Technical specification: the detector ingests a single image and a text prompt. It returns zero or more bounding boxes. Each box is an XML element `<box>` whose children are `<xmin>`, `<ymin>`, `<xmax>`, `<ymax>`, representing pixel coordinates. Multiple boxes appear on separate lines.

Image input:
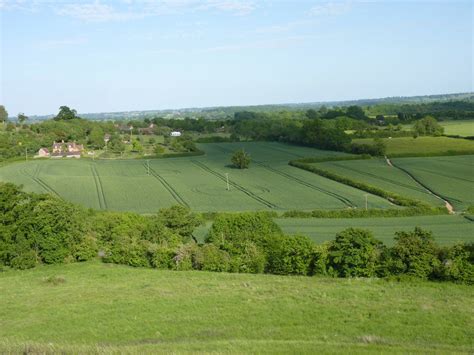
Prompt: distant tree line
<box><xmin>1</xmin><ymin>183</ymin><xmax>472</xmax><ymax>284</ymax></box>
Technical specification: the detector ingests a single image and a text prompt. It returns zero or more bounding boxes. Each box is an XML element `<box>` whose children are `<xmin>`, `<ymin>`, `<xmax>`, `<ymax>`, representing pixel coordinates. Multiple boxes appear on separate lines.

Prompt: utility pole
<box><xmin>225</xmin><ymin>173</ymin><xmax>230</xmax><ymax>191</ymax></box>
<box><xmin>364</xmin><ymin>194</ymin><xmax>368</xmax><ymax>210</ymax></box>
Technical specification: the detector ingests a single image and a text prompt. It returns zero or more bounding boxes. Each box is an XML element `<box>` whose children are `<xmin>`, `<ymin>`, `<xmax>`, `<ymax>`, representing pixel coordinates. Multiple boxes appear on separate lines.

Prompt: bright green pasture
<box><xmin>392</xmin><ymin>155</ymin><xmax>474</xmax><ymax>211</ymax></box>
<box><xmin>353</xmin><ymin>136</ymin><xmax>474</xmax><ymax>155</ymax></box>
<box><xmin>1</xmin><ymin>262</ymin><xmax>472</xmax><ymax>354</ymax></box>
<box><xmin>0</xmin><ymin>142</ymin><xmax>394</xmax><ymax>213</ymax></box>
<box><xmin>440</xmin><ymin>120</ymin><xmax>474</xmax><ymax>137</ymax></box>
<box><xmin>401</xmin><ymin>120</ymin><xmax>474</xmax><ymax>137</ymax></box>
<box><xmin>275</xmin><ymin>215</ymin><xmax>474</xmax><ymax>246</ymax></box>
<box><xmin>315</xmin><ymin>158</ymin><xmax>443</xmax><ymax>206</ymax></box>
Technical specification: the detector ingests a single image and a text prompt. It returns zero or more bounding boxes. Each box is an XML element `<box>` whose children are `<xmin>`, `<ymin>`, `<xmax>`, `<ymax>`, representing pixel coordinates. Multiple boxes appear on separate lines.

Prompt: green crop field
<box><xmin>0</xmin><ymin>142</ymin><xmax>394</xmax><ymax>213</ymax></box>
<box><xmin>275</xmin><ymin>215</ymin><xmax>474</xmax><ymax>246</ymax></box>
<box><xmin>1</xmin><ymin>262</ymin><xmax>472</xmax><ymax>354</ymax></box>
<box><xmin>392</xmin><ymin>155</ymin><xmax>474</xmax><ymax>211</ymax></box>
<box><xmin>193</xmin><ymin>215</ymin><xmax>474</xmax><ymax>245</ymax></box>
<box><xmin>314</xmin><ymin>158</ymin><xmax>443</xmax><ymax>207</ymax></box>
<box><xmin>352</xmin><ymin>136</ymin><xmax>474</xmax><ymax>156</ymax></box>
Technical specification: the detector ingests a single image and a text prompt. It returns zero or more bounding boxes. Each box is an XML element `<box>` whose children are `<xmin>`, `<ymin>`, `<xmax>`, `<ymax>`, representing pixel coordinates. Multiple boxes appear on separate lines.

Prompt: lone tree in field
<box><xmin>231</xmin><ymin>149</ymin><xmax>251</xmax><ymax>169</ymax></box>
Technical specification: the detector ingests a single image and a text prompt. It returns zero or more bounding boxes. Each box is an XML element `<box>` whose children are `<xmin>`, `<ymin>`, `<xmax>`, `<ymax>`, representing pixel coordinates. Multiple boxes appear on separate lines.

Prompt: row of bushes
<box><xmin>282</xmin><ymin>207</ymin><xmax>447</xmax><ymax>218</ymax></box>
<box><xmin>387</xmin><ymin>150</ymin><xmax>474</xmax><ymax>158</ymax></box>
<box><xmin>1</xmin><ymin>183</ymin><xmax>472</xmax><ymax>283</ymax></box>
<box><xmin>289</xmin><ymin>159</ymin><xmax>432</xmax><ymax>209</ymax></box>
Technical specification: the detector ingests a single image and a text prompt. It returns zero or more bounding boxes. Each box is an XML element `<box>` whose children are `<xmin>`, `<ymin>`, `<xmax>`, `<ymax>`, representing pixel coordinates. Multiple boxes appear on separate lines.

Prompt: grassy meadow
<box><xmin>352</xmin><ymin>136</ymin><xmax>474</xmax><ymax>156</ymax></box>
<box><xmin>0</xmin><ymin>142</ymin><xmax>394</xmax><ymax>212</ymax></box>
<box><xmin>1</xmin><ymin>261</ymin><xmax>472</xmax><ymax>354</ymax></box>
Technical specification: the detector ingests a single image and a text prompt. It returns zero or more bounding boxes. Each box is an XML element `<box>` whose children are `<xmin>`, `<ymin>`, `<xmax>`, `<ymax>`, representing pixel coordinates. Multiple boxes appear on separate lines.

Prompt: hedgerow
<box><xmin>1</xmin><ymin>183</ymin><xmax>472</xmax><ymax>284</ymax></box>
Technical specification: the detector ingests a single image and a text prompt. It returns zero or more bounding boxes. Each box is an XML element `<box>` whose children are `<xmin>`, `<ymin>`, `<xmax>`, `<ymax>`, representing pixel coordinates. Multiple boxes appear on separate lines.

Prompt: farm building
<box><xmin>51</xmin><ymin>140</ymin><xmax>83</xmax><ymax>158</ymax></box>
<box><xmin>36</xmin><ymin>148</ymin><xmax>50</xmax><ymax>158</ymax></box>
<box><xmin>170</xmin><ymin>131</ymin><xmax>182</xmax><ymax>137</ymax></box>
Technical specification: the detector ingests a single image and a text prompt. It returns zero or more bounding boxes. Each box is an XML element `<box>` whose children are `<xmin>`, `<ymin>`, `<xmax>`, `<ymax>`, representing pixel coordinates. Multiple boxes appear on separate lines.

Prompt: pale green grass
<box><xmin>275</xmin><ymin>215</ymin><xmax>474</xmax><ymax>246</ymax></box>
<box><xmin>440</xmin><ymin>120</ymin><xmax>474</xmax><ymax>137</ymax></box>
<box><xmin>353</xmin><ymin>136</ymin><xmax>474</xmax><ymax>155</ymax></box>
<box><xmin>400</xmin><ymin>120</ymin><xmax>474</xmax><ymax>137</ymax></box>
<box><xmin>0</xmin><ymin>262</ymin><xmax>472</xmax><ymax>354</ymax></box>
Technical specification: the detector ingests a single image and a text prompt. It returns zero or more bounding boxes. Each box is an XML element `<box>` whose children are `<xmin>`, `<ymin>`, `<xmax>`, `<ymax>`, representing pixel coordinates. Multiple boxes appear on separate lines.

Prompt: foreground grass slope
<box><xmin>0</xmin><ymin>262</ymin><xmax>472</xmax><ymax>354</ymax></box>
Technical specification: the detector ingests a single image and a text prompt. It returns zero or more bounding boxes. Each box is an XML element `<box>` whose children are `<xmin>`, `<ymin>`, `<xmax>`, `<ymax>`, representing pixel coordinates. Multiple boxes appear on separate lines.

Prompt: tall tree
<box><xmin>54</xmin><ymin>106</ymin><xmax>79</xmax><ymax>121</ymax></box>
<box><xmin>17</xmin><ymin>113</ymin><xmax>28</xmax><ymax>124</ymax></box>
<box><xmin>0</xmin><ymin>105</ymin><xmax>8</xmax><ymax>127</ymax></box>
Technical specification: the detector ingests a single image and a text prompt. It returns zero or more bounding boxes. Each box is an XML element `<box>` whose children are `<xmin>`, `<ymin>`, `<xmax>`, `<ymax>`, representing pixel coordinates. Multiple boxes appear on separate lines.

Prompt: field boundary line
<box><xmin>191</xmin><ymin>160</ymin><xmax>278</xmax><ymax>209</ymax></box>
<box><xmin>146</xmin><ymin>164</ymin><xmax>189</xmax><ymax>208</ymax></box>
<box><xmin>91</xmin><ymin>165</ymin><xmax>107</xmax><ymax>209</ymax></box>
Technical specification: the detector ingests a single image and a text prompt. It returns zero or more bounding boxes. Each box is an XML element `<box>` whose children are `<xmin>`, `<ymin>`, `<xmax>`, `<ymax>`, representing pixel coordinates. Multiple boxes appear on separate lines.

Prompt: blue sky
<box><xmin>0</xmin><ymin>0</ymin><xmax>472</xmax><ymax>116</ymax></box>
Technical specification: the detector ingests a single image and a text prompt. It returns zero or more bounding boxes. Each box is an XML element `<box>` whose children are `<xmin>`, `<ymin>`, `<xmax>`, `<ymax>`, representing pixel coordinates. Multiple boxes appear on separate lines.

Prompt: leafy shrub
<box><xmin>385</xmin><ymin>227</ymin><xmax>440</xmax><ymax>279</ymax></box>
<box><xmin>435</xmin><ymin>243</ymin><xmax>474</xmax><ymax>284</ymax></box>
<box><xmin>328</xmin><ymin>228</ymin><xmax>384</xmax><ymax>277</ymax></box>
<box><xmin>149</xmin><ymin>245</ymin><xmax>176</xmax><ymax>269</ymax></box>
<box><xmin>228</xmin><ymin>241</ymin><xmax>266</xmax><ymax>274</ymax></box>
<box><xmin>195</xmin><ymin>244</ymin><xmax>231</xmax><ymax>272</ymax></box>
<box><xmin>173</xmin><ymin>243</ymin><xmax>201</xmax><ymax>271</ymax></box>
<box><xmin>206</xmin><ymin>212</ymin><xmax>283</xmax><ymax>255</ymax></box>
<box><xmin>157</xmin><ymin>205</ymin><xmax>202</xmax><ymax>243</ymax></box>
<box><xmin>265</xmin><ymin>235</ymin><xmax>314</xmax><ymax>275</ymax></box>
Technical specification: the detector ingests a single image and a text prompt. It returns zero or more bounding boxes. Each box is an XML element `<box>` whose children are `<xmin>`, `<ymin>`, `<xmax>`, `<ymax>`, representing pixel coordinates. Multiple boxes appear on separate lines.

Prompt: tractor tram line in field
<box><xmin>25</xmin><ymin>164</ymin><xmax>61</xmax><ymax>198</ymax></box>
<box><xmin>254</xmin><ymin>161</ymin><xmax>355</xmax><ymax>208</ymax></box>
<box><xmin>388</xmin><ymin>159</ymin><xmax>458</xmax><ymax>212</ymax></box>
<box><xmin>191</xmin><ymin>160</ymin><xmax>278</xmax><ymax>209</ymax></box>
<box><xmin>212</xmin><ymin>142</ymin><xmax>356</xmax><ymax>207</ymax></box>
<box><xmin>144</xmin><ymin>164</ymin><xmax>189</xmax><ymax>208</ymax></box>
<box><xmin>326</xmin><ymin>161</ymin><xmax>432</xmax><ymax>195</ymax></box>
<box><xmin>90</xmin><ymin>165</ymin><xmax>108</xmax><ymax>209</ymax></box>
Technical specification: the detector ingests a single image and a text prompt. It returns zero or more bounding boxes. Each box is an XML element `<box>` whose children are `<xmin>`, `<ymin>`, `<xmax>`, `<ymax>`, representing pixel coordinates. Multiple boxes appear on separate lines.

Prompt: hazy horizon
<box><xmin>1</xmin><ymin>0</ymin><xmax>472</xmax><ymax>116</ymax></box>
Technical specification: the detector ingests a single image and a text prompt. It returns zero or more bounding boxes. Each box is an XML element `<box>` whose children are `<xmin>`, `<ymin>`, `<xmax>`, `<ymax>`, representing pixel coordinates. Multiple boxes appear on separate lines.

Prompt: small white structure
<box><xmin>37</xmin><ymin>148</ymin><xmax>50</xmax><ymax>158</ymax></box>
<box><xmin>170</xmin><ymin>131</ymin><xmax>182</xmax><ymax>137</ymax></box>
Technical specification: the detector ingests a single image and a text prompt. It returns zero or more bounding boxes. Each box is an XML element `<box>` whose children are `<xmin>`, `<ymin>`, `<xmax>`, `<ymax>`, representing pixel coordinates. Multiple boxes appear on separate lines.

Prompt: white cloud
<box><xmin>0</xmin><ymin>0</ymin><xmax>41</xmax><ymax>11</ymax></box>
<box><xmin>198</xmin><ymin>0</ymin><xmax>256</xmax><ymax>15</ymax></box>
<box><xmin>51</xmin><ymin>0</ymin><xmax>256</xmax><ymax>22</ymax></box>
<box><xmin>309</xmin><ymin>1</ymin><xmax>351</xmax><ymax>17</ymax></box>
<box><xmin>54</xmin><ymin>1</ymin><xmax>145</xmax><ymax>22</ymax></box>
<box><xmin>36</xmin><ymin>37</ymin><xmax>88</xmax><ymax>49</ymax></box>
